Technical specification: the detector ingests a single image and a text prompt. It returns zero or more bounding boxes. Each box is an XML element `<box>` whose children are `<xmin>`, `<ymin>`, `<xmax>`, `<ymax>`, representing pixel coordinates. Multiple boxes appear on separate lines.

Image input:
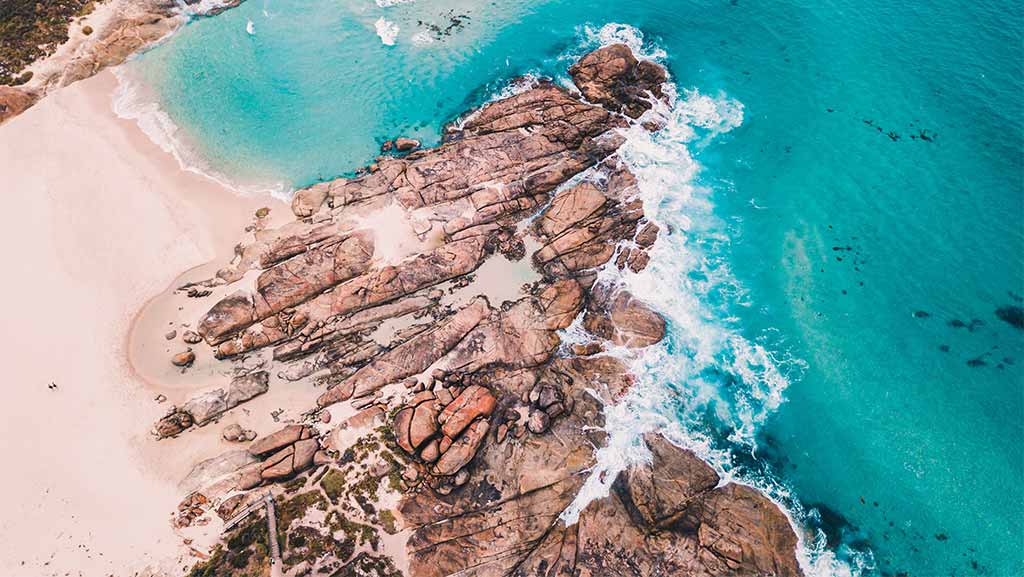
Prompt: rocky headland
<box><xmin>137</xmin><ymin>44</ymin><xmax>803</xmax><ymax>576</ymax></box>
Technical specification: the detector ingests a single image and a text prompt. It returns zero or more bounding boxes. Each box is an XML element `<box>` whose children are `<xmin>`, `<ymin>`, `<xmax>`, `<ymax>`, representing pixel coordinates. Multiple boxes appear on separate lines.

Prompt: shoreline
<box><xmin>0</xmin><ymin>0</ymin><xmax>250</xmax><ymax>126</ymax></box>
<box><xmin>0</xmin><ymin>68</ymin><xmax>283</xmax><ymax>576</ymax></box>
<box><xmin>1</xmin><ymin>18</ymin><xmax>818</xmax><ymax>576</ymax></box>
<box><xmin>160</xmin><ymin>42</ymin><xmax>806</xmax><ymax>577</ymax></box>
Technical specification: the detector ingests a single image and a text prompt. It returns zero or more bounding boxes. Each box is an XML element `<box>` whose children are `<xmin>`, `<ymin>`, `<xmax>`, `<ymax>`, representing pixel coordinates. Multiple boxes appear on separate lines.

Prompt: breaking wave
<box><xmin>554</xmin><ymin>23</ymin><xmax>867</xmax><ymax>577</ymax></box>
<box><xmin>375</xmin><ymin>17</ymin><xmax>400</xmax><ymax>46</ymax></box>
<box><xmin>111</xmin><ymin>65</ymin><xmax>292</xmax><ymax>199</ymax></box>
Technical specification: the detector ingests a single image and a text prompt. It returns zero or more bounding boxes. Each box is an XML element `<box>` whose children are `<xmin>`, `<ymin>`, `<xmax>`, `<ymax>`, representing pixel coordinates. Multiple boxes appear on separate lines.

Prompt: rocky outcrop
<box><xmin>569</xmin><ymin>43</ymin><xmax>669</xmax><ymax>119</ymax></box>
<box><xmin>153</xmin><ymin>371</ymin><xmax>269</xmax><ymax>437</ymax></box>
<box><xmin>172</xmin><ymin>43</ymin><xmax>802</xmax><ymax>577</ymax></box>
<box><xmin>533</xmin><ymin>164</ymin><xmax>657</xmax><ymax>276</ymax></box>
<box><xmin>234</xmin><ymin>423</ymin><xmax>325</xmax><ymax>489</ymax></box>
<box><xmin>584</xmin><ymin>283</ymin><xmax>666</xmax><ymax>348</ymax></box>
<box><xmin>0</xmin><ymin>86</ymin><xmax>38</xmax><ymax>124</ymax></box>
<box><xmin>60</xmin><ymin>12</ymin><xmax>179</xmax><ymax>86</ymax></box>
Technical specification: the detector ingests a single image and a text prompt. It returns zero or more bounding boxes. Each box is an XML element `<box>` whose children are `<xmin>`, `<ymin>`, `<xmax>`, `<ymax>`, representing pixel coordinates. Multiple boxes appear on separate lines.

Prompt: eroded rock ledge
<box><xmin>166</xmin><ymin>44</ymin><xmax>803</xmax><ymax>577</ymax></box>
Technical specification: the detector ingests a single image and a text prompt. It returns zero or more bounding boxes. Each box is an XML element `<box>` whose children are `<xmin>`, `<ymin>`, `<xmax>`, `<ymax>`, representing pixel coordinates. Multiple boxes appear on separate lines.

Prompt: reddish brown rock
<box><xmin>431</xmin><ymin>418</ymin><xmax>489</xmax><ymax>477</ymax></box>
<box><xmin>533</xmin><ymin>167</ymin><xmax>647</xmax><ymax>275</ymax></box>
<box><xmin>569</xmin><ymin>43</ymin><xmax>668</xmax><ymax>119</ymax></box>
<box><xmin>237</xmin><ymin>463</ymin><xmax>263</xmax><ymax>490</ymax></box>
<box><xmin>260</xmin><ymin>446</ymin><xmax>295</xmax><ymax>480</ymax></box>
<box><xmin>394</xmin><ymin>137</ymin><xmax>420</xmax><ymax>151</ymax></box>
<box><xmin>171</xmin><ymin>350</ymin><xmax>195</xmax><ymax>367</ymax></box>
<box><xmin>248</xmin><ymin>424</ymin><xmax>305</xmax><ymax>457</ymax></box>
<box><xmin>0</xmin><ymin>86</ymin><xmax>38</xmax><ymax>125</ymax></box>
<box><xmin>394</xmin><ymin>391</ymin><xmax>440</xmax><ymax>455</ymax></box>
<box><xmin>292</xmin><ymin>438</ymin><xmax>319</xmax><ymax>472</ymax></box>
<box><xmin>171</xmin><ymin>45</ymin><xmax>800</xmax><ymax>577</ymax></box>
<box><xmin>619</xmin><ymin>433</ymin><xmax>720</xmax><ymax>527</ymax></box>
<box><xmin>438</xmin><ymin>385</ymin><xmax>496</xmax><ymax>439</ymax></box>
<box><xmin>318</xmin><ymin>296</ymin><xmax>490</xmax><ymax>407</ymax></box>
<box><xmin>154</xmin><ymin>410</ymin><xmax>192</xmax><ymax>438</ymax></box>
<box><xmin>252</xmin><ymin>231</ymin><xmax>374</xmax><ymax>318</ymax></box>
<box><xmin>198</xmin><ymin>291</ymin><xmax>255</xmax><ymax>345</ymax></box>
<box><xmin>584</xmin><ymin>285</ymin><xmax>666</xmax><ymax>348</ymax></box>
<box><xmin>409</xmin><ymin>403</ymin><xmax>441</xmax><ymax>450</ymax></box>
<box><xmin>291</xmin><ymin>182</ymin><xmax>330</xmax><ymax>218</ymax></box>
<box><xmin>419</xmin><ymin>439</ymin><xmax>440</xmax><ymax>463</ymax></box>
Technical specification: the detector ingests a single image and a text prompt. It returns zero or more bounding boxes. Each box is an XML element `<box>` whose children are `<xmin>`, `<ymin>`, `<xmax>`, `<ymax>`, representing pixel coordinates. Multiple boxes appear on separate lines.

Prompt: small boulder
<box><xmin>222</xmin><ymin>423</ymin><xmax>245</xmax><ymax>442</ymax></box>
<box><xmin>394</xmin><ymin>137</ymin><xmax>420</xmax><ymax>152</ymax></box>
<box><xmin>439</xmin><ymin>385</ymin><xmax>496</xmax><ymax>439</ymax></box>
<box><xmin>171</xmin><ymin>350</ymin><xmax>195</xmax><ymax>367</ymax></box>
<box><xmin>292</xmin><ymin>438</ymin><xmax>319</xmax><ymax>472</ymax></box>
<box><xmin>155</xmin><ymin>410</ymin><xmax>193</xmax><ymax>437</ymax></box>
<box><xmin>432</xmin><ymin>420</ymin><xmax>489</xmax><ymax>476</ymax></box>
<box><xmin>409</xmin><ymin>403</ymin><xmax>441</xmax><ymax>451</ymax></box>
<box><xmin>419</xmin><ymin>438</ymin><xmax>440</xmax><ymax>463</ymax></box>
<box><xmin>527</xmin><ymin>410</ymin><xmax>550</xmax><ymax>434</ymax></box>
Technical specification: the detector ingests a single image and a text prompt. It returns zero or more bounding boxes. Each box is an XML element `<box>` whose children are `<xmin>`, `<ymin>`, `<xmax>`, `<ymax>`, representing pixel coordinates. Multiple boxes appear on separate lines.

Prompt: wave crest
<box><xmin>552</xmin><ymin>22</ymin><xmax>862</xmax><ymax>577</ymax></box>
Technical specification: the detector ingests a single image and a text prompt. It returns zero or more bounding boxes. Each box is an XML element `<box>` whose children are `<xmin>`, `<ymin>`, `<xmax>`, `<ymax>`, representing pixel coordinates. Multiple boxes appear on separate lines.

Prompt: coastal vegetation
<box><xmin>0</xmin><ymin>0</ymin><xmax>96</xmax><ymax>84</ymax></box>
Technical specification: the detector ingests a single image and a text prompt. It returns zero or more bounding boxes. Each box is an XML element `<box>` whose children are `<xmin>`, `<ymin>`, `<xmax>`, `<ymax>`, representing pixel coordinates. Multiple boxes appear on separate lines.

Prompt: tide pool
<box><xmin>123</xmin><ymin>1</ymin><xmax>1024</xmax><ymax>575</ymax></box>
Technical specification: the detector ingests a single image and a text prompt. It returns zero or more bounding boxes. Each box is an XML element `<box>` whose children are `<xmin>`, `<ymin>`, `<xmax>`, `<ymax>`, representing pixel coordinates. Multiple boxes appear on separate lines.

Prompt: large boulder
<box><xmin>431</xmin><ymin>419</ymin><xmax>489</xmax><ymax>476</ymax></box>
<box><xmin>569</xmin><ymin>43</ymin><xmax>668</xmax><ymax>118</ymax></box>
<box><xmin>584</xmin><ymin>286</ymin><xmax>666</xmax><ymax>348</ymax></box>
<box><xmin>248</xmin><ymin>424</ymin><xmax>309</xmax><ymax>457</ymax></box>
<box><xmin>438</xmin><ymin>385</ymin><xmax>496</xmax><ymax>439</ymax></box>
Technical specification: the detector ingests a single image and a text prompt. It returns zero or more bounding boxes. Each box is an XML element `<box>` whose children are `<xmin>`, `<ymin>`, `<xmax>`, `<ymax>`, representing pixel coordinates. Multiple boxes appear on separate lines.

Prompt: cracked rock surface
<box><xmin>172</xmin><ymin>43</ymin><xmax>803</xmax><ymax>577</ymax></box>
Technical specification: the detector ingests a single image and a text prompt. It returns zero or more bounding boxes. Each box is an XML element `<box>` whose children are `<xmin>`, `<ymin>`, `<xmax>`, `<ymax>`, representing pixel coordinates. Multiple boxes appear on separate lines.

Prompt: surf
<box><xmin>552</xmin><ymin>23</ymin><xmax>863</xmax><ymax>577</ymax></box>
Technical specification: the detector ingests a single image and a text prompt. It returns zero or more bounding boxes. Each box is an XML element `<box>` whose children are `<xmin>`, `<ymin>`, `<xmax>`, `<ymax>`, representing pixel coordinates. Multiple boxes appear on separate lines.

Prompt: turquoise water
<box><xmin>124</xmin><ymin>1</ymin><xmax>1024</xmax><ymax>575</ymax></box>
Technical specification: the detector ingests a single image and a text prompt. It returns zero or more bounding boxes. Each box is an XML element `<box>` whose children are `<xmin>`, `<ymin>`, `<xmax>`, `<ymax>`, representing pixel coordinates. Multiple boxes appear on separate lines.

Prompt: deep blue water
<box><xmin>122</xmin><ymin>1</ymin><xmax>1024</xmax><ymax>575</ymax></box>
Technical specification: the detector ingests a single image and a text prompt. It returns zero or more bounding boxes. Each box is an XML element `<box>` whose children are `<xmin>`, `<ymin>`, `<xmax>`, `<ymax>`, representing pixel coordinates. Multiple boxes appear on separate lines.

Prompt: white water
<box><xmin>110</xmin><ymin>65</ymin><xmax>292</xmax><ymax>199</ymax></box>
<box><xmin>553</xmin><ymin>23</ymin><xmax>863</xmax><ymax>577</ymax></box>
<box><xmin>374</xmin><ymin>17</ymin><xmax>400</xmax><ymax>46</ymax></box>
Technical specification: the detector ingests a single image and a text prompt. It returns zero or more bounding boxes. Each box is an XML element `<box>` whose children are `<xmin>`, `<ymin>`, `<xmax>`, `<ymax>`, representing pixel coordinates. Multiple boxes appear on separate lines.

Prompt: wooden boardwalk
<box><xmin>222</xmin><ymin>491</ymin><xmax>283</xmax><ymax>574</ymax></box>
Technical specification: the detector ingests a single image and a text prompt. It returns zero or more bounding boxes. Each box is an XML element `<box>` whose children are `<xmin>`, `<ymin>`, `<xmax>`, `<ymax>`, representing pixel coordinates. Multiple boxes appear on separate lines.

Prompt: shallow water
<box><xmin>124</xmin><ymin>1</ymin><xmax>1024</xmax><ymax>575</ymax></box>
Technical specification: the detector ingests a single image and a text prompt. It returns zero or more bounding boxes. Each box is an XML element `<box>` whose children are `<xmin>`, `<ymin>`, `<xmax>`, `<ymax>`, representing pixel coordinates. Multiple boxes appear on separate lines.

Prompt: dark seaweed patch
<box><xmin>995</xmin><ymin>305</ymin><xmax>1024</xmax><ymax>330</ymax></box>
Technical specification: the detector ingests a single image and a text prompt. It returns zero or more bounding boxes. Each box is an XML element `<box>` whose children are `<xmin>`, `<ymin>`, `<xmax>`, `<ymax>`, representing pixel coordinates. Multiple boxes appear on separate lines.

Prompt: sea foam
<box><xmin>111</xmin><ymin>65</ymin><xmax>292</xmax><ymax>199</ymax></box>
<box><xmin>550</xmin><ymin>22</ymin><xmax>863</xmax><ymax>577</ymax></box>
<box><xmin>375</xmin><ymin>17</ymin><xmax>400</xmax><ymax>46</ymax></box>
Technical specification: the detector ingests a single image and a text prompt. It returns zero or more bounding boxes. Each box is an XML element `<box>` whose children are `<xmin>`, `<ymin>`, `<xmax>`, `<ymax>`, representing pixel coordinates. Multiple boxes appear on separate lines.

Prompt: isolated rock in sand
<box><xmin>154</xmin><ymin>371</ymin><xmax>269</xmax><ymax>435</ymax></box>
<box><xmin>171</xmin><ymin>350</ymin><xmax>195</xmax><ymax>367</ymax></box>
<box><xmin>221</xmin><ymin>423</ymin><xmax>256</xmax><ymax>442</ymax></box>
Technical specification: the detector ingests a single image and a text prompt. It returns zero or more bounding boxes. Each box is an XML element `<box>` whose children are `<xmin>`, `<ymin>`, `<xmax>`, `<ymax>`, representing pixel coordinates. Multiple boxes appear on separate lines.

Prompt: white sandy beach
<box><xmin>0</xmin><ymin>70</ymin><xmax>285</xmax><ymax>576</ymax></box>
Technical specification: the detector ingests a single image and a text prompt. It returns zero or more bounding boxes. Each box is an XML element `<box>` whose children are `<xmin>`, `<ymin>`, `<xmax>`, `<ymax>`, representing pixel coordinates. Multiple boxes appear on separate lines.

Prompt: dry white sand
<box><xmin>0</xmin><ymin>70</ymin><xmax>285</xmax><ymax>576</ymax></box>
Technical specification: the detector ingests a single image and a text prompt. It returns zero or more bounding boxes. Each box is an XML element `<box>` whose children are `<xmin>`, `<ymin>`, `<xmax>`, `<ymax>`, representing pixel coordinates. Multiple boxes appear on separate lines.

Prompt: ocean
<box><xmin>116</xmin><ymin>1</ymin><xmax>1024</xmax><ymax>575</ymax></box>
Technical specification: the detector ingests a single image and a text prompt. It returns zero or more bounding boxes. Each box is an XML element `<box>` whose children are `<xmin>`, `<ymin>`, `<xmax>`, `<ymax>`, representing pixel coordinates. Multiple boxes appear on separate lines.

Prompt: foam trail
<box><xmin>552</xmin><ymin>23</ymin><xmax>863</xmax><ymax>577</ymax></box>
<box><xmin>375</xmin><ymin>17</ymin><xmax>399</xmax><ymax>46</ymax></box>
<box><xmin>111</xmin><ymin>65</ymin><xmax>292</xmax><ymax>200</ymax></box>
